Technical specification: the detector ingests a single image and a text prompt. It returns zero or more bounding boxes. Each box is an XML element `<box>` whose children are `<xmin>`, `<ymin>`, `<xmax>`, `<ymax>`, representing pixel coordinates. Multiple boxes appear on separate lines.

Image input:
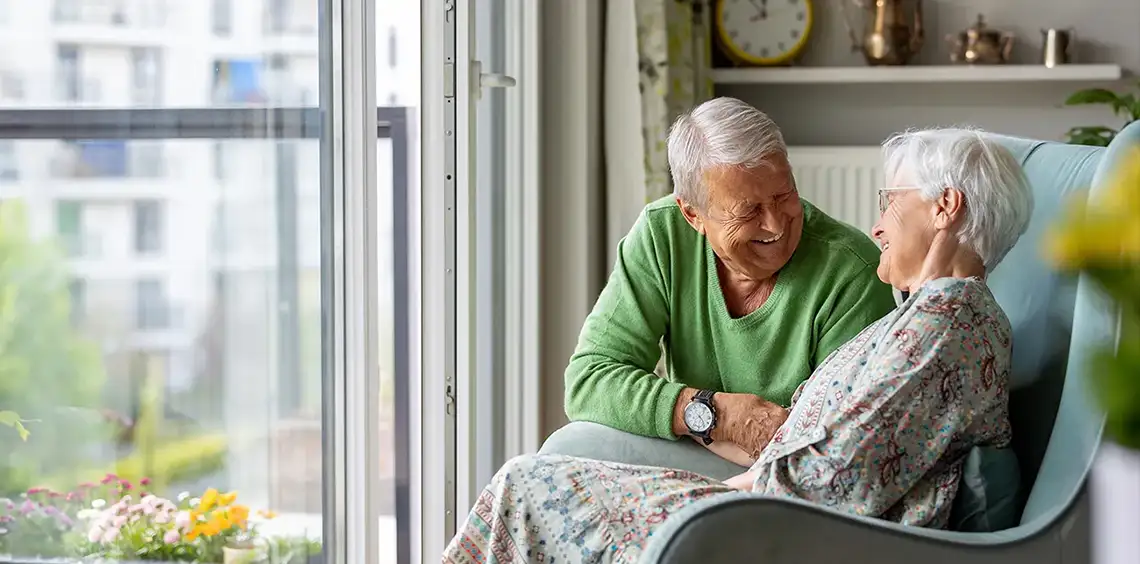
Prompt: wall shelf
<box><xmin>713</xmin><ymin>64</ymin><xmax>1123</xmax><ymax>85</ymax></box>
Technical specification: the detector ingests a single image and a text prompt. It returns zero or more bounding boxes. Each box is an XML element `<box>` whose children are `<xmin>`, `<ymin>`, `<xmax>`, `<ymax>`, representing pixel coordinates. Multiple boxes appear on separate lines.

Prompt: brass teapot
<box><xmin>947</xmin><ymin>14</ymin><xmax>1015</xmax><ymax>64</ymax></box>
<box><xmin>841</xmin><ymin>0</ymin><xmax>925</xmax><ymax>66</ymax></box>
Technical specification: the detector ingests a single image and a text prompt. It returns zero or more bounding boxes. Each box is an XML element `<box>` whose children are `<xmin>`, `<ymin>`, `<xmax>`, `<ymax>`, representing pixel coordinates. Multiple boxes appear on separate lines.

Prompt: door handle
<box><xmin>471</xmin><ymin>60</ymin><xmax>516</xmax><ymax>100</ymax></box>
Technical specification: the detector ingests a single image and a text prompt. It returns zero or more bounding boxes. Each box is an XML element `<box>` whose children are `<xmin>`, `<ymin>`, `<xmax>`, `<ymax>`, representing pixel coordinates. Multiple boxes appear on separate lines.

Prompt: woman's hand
<box><xmin>723</xmin><ymin>471</ymin><xmax>756</xmax><ymax>491</ymax></box>
<box><xmin>712</xmin><ymin>393</ymin><xmax>789</xmax><ymax>458</ymax></box>
<box><xmin>696</xmin><ymin>438</ymin><xmax>756</xmax><ymax>467</ymax></box>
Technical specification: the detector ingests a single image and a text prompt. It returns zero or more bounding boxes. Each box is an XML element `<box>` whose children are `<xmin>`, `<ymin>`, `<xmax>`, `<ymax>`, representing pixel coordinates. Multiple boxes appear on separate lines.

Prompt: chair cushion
<box><xmin>950</xmin><ymin>446</ymin><xmax>1021</xmax><ymax>532</ymax></box>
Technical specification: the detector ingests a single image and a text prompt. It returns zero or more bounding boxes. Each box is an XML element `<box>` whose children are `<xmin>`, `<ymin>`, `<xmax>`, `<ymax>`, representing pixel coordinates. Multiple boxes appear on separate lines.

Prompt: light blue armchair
<box><xmin>540</xmin><ymin>123</ymin><xmax>1135</xmax><ymax>563</ymax></box>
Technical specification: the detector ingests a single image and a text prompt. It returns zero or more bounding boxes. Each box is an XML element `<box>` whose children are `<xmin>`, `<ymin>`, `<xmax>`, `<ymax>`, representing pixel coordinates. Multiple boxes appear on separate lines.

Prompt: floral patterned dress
<box><xmin>442</xmin><ymin>277</ymin><xmax>1012</xmax><ymax>563</ymax></box>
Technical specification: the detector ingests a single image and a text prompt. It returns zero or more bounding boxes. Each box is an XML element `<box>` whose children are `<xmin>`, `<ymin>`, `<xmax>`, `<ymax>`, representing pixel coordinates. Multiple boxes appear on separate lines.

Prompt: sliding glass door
<box><xmin>0</xmin><ymin>1</ymin><xmax>419</xmax><ymax>563</ymax></box>
<box><xmin>0</xmin><ymin>0</ymin><xmax>540</xmax><ymax>562</ymax></box>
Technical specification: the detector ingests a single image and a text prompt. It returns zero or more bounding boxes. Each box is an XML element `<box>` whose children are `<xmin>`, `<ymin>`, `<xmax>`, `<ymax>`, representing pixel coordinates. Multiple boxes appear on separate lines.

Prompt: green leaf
<box><xmin>0</xmin><ymin>409</ymin><xmax>29</xmax><ymax>440</ymax></box>
<box><xmin>1065</xmin><ymin>88</ymin><xmax>1124</xmax><ymax>109</ymax></box>
<box><xmin>1118</xmin><ymin>93</ymin><xmax>1140</xmax><ymax>120</ymax></box>
<box><xmin>1065</xmin><ymin>126</ymin><xmax>1116</xmax><ymax>147</ymax></box>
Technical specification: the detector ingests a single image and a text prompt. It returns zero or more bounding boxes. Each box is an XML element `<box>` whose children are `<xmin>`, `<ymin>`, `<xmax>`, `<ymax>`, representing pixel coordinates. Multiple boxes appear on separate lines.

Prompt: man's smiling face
<box><xmin>682</xmin><ymin>156</ymin><xmax>804</xmax><ymax>281</ymax></box>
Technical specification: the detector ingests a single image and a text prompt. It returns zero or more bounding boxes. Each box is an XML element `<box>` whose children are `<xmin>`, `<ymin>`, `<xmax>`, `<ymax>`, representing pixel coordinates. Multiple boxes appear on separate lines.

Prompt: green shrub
<box><xmin>40</xmin><ymin>434</ymin><xmax>228</xmax><ymax>494</ymax></box>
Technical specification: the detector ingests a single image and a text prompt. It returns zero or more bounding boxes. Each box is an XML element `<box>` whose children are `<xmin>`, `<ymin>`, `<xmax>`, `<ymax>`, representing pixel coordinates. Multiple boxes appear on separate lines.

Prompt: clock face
<box><xmin>718</xmin><ymin>0</ymin><xmax>812</xmax><ymax>63</ymax></box>
<box><xmin>684</xmin><ymin>402</ymin><xmax>714</xmax><ymax>433</ymax></box>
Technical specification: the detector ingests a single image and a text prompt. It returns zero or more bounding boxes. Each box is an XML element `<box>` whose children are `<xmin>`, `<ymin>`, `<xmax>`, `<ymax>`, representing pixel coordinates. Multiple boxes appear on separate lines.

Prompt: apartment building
<box><xmin>0</xmin><ymin>0</ymin><xmax>416</xmax><ymax>513</ymax></box>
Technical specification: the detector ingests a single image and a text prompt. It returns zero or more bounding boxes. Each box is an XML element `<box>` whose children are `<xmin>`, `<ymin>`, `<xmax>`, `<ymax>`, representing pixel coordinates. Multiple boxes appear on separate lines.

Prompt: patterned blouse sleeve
<box><xmin>752</xmin><ymin>282</ymin><xmax>1001</xmax><ymax>523</ymax></box>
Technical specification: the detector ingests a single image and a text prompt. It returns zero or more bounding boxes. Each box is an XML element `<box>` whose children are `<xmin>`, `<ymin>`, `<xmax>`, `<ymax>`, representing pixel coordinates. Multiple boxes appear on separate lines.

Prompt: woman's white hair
<box><xmin>882</xmin><ymin>127</ymin><xmax>1034</xmax><ymax>272</ymax></box>
<box><xmin>667</xmin><ymin>97</ymin><xmax>787</xmax><ymax>211</ymax></box>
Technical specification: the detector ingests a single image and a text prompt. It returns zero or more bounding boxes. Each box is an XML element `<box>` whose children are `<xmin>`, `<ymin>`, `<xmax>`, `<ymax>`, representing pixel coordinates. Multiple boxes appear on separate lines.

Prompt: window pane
<box><xmin>1</xmin><ymin>136</ymin><xmax>331</xmax><ymax>561</ymax></box>
<box><xmin>132</xmin><ymin>200</ymin><xmax>164</xmax><ymax>255</ymax></box>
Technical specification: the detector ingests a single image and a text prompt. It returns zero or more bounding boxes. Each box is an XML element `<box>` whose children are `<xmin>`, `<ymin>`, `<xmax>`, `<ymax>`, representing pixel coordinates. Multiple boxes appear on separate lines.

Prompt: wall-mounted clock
<box><xmin>715</xmin><ymin>0</ymin><xmax>814</xmax><ymax>67</ymax></box>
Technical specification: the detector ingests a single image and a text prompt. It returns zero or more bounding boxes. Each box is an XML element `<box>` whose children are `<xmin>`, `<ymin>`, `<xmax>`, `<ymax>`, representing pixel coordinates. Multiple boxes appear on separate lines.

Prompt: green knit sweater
<box><xmin>564</xmin><ymin>197</ymin><xmax>897</xmax><ymax>440</ymax></box>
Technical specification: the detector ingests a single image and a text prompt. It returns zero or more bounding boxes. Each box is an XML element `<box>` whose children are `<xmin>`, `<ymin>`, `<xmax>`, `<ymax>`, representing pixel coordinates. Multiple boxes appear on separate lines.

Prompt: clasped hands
<box><xmin>673</xmin><ymin>388</ymin><xmax>789</xmax><ymax>461</ymax></box>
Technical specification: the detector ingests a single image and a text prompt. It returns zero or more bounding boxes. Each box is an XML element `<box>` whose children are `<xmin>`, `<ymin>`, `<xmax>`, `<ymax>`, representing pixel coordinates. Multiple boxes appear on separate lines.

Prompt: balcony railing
<box><xmin>54</xmin><ymin>75</ymin><xmax>103</xmax><ymax>105</ymax></box>
<box><xmin>50</xmin><ymin>140</ymin><xmax>165</xmax><ymax>179</ymax></box>
<box><xmin>53</xmin><ymin>0</ymin><xmax>168</xmax><ymax>28</ymax></box>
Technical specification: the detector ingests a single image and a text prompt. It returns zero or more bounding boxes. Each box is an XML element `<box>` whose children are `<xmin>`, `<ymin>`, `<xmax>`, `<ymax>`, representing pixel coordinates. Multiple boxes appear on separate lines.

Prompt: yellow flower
<box><xmin>198</xmin><ymin>518</ymin><xmax>223</xmax><ymax>537</ymax></box>
<box><xmin>198</xmin><ymin>488</ymin><xmax>219</xmax><ymax>512</ymax></box>
<box><xmin>256</xmin><ymin>509</ymin><xmax>278</xmax><ymax>519</ymax></box>
<box><xmin>1047</xmin><ymin>149</ymin><xmax>1140</xmax><ymax>268</ymax></box>
<box><xmin>218</xmin><ymin>491</ymin><xmax>238</xmax><ymax>507</ymax></box>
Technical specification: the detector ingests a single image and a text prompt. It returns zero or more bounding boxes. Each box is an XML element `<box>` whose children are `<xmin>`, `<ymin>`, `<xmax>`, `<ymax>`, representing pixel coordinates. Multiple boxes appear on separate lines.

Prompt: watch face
<box><xmin>684</xmin><ymin>401</ymin><xmax>714</xmax><ymax>433</ymax></box>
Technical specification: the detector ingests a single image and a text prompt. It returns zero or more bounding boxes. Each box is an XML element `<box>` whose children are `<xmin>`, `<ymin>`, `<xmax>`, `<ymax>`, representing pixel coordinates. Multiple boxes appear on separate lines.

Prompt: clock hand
<box><xmin>748</xmin><ymin>0</ymin><xmax>768</xmax><ymax>21</ymax></box>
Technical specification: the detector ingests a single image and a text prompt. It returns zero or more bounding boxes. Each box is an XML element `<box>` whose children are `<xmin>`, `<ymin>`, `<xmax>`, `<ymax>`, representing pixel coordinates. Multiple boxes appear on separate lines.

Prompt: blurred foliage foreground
<box><xmin>0</xmin><ymin>200</ymin><xmax>108</xmax><ymax>488</ymax></box>
<box><xmin>0</xmin><ymin>202</ymin><xmax>224</xmax><ymax>499</ymax></box>
<box><xmin>1048</xmin><ymin>147</ymin><xmax>1140</xmax><ymax>450</ymax></box>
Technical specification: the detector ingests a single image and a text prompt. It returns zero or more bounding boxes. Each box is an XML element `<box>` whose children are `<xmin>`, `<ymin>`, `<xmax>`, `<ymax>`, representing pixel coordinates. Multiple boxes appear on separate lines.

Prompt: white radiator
<box><xmin>787</xmin><ymin>146</ymin><xmax>883</xmax><ymax>235</ymax></box>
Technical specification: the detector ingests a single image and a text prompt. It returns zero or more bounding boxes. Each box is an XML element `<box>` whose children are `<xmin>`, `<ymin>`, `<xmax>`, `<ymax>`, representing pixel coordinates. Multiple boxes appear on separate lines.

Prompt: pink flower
<box><xmin>111</xmin><ymin>515</ymin><xmax>128</xmax><ymax>528</ymax></box>
<box><xmin>19</xmin><ymin>500</ymin><xmax>35</xmax><ymax>515</ymax></box>
<box><xmin>153</xmin><ymin>511</ymin><xmax>171</xmax><ymax>525</ymax></box>
<box><xmin>163</xmin><ymin>529</ymin><xmax>180</xmax><ymax>544</ymax></box>
<box><xmin>100</xmin><ymin>475</ymin><xmax>116</xmax><ymax>485</ymax></box>
<box><xmin>174</xmin><ymin>511</ymin><xmax>192</xmax><ymax>530</ymax></box>
<box><xmin>139</xmin><ymin>477</ymin><xmax>152</xmax><ymax>486</ymax></box>
<box><xmin>25</xmin><ymin>487</ymin><xmax>43</xmax><ymax>495</ymax></box>
<box><xmin>119</xmin><ymin>480</ymin><xmax>133</xmax><ymax>491</ymax></box>
<box><xmin>103</xmin><ymin>527</ymin><xmax>121</xmax><ymax>543</ymax></box>
<box><xmin>87</xmin><ymin>527</ymin><xmax>104</xmax><ymax>544</ymax></box>
<box><xmin>79</xmin><ymin>482</ymin><xmax>95</xmax><ymax>489</ymax></box>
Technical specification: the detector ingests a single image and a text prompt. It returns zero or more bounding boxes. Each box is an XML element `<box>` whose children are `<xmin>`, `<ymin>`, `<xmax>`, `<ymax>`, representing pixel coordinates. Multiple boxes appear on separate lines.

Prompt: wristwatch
<box><xmin>683</xmin><ymin>389</ymin><xmax>717</xmax><ymax>445</ymax></box>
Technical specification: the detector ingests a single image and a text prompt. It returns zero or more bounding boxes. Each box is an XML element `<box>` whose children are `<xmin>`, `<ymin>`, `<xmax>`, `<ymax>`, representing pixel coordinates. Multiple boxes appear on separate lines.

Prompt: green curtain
<box><xmin>634</xmin><ymin>0</ymin><xmax>715</xmax><ymax>202</ymax></box>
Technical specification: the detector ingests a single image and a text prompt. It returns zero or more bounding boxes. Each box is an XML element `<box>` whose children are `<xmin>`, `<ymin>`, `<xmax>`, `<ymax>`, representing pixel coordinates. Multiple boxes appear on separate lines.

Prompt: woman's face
<box><xmin>871</xmin><ymin>185</ymin><xmax>936</xmax><ymax>292</ymax></box>
<box><xmin>681</xmin><ymin>161</ymin><xmax>804</xmax><ymax>282</ymax></box>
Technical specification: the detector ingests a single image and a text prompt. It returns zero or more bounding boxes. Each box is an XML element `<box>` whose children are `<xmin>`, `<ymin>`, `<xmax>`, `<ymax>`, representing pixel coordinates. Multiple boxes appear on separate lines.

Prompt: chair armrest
<box><xmin>642</xmin><ymin>492</ymin><xmax>1085</xmax><ymax>564</ymax></box>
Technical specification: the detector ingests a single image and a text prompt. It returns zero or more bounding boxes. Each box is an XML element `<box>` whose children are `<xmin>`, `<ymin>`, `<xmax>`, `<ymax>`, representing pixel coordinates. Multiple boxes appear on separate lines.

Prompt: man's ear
<box><xmin>675</xmin><ymin>197</ymin><xmax>705</xmax><ymax>234</ymax></box>
<box><xmin>933</xmin><ymin>187</ymin><xmax>966</xmax><ymax>230</ymax></box>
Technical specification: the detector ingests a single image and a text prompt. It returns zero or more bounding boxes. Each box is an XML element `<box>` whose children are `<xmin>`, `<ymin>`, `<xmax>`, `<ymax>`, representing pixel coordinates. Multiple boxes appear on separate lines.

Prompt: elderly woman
<box><xmin>562</xmin><ymin>97</ymin><xmax>896</xmax><ymax>465</ymax></box>
<box><xmin>442</xmin><ymin>127</ymin><xmax>1033</xmax><ymax>563</ymax></box>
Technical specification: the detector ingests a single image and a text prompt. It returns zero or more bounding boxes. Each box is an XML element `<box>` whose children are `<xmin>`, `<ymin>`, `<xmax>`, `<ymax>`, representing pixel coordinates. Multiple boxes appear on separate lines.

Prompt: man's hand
<box><xmin>672</xmin><ymin>388</ymin><xmax>789</xmax><ymax>458</ymax></box>
<box><xmin>713</xmin><ymin>392</ymin><xmax>789</xmax><ymax>458</ymax></box>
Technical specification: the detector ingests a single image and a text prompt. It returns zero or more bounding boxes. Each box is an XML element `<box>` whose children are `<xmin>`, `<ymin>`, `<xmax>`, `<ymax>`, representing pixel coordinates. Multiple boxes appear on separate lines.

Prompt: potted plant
<box><xmin>1047</xmin><ymin>146</ymin><xmax>1140</xmax><ymax>563</ymax></box>
<box><xmin>1063</xmin><ymin>81</ymin><xmax>1140</xmax><ymax>147</ymax></box>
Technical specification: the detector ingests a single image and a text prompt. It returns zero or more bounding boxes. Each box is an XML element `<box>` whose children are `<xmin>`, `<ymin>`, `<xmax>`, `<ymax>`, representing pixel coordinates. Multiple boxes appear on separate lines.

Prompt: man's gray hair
<box><xmin>667</xmin><ymin>97</ymin><xmax>787</xmax><ymax>211</ymax></box>
<box><xmin>882</xmin><ymin>127</ymin><xmax>1034</xmax><ymax>272</ymax></box>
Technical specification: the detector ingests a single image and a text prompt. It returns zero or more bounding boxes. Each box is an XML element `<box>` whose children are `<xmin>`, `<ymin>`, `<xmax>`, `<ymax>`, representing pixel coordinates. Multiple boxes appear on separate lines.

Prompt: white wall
<box><xmin>720</xmin><ymin>0</ymin><xmax>1140</xmax><ymax>146</ymax></box>
<box><xmin>538</xmin><ymin>0</ymin><xmax>604</xmax><ymax>438</ymax></box>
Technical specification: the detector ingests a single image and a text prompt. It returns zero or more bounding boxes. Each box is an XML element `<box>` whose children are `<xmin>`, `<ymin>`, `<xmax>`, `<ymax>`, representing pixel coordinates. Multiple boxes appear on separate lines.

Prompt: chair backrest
<box><xmin>986</xmin><ymin>123</ymin><xmax>1136</xmax><ymax>529</ymax></box>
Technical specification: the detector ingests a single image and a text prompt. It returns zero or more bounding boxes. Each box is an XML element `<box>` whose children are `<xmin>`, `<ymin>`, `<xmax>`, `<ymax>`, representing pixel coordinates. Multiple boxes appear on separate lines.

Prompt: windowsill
<box><xmin>0</xmin><ymin>514</ymin><xmax>399</xmax><ymax>564</ymax></box>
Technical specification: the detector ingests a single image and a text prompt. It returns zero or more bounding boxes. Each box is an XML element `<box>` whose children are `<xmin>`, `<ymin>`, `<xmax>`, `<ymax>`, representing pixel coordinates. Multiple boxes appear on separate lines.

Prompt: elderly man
<box><xmin>545</xmin><ymin>97</ymin><xmax>896</xmax><ymax>473</ymax></box>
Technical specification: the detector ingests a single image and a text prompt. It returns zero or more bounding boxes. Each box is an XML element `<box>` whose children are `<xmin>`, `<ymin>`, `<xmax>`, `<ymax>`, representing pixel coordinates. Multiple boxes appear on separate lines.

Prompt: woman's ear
<box><xmin>933</xmin><ymin>188</ymin><xmax>967</xmax><ymax>229</ymax></box>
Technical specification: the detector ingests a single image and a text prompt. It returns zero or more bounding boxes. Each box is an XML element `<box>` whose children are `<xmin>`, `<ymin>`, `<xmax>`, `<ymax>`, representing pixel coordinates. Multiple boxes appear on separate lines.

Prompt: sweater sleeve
<box><xmin>563</xmin><ymin>210</ymin><xmax>684</xmax><ymax>440</ymax></box>
<box><xmin>813</xmin><ymin>265</ymin><xmax>897</xmax><ymax>368</ymax></box>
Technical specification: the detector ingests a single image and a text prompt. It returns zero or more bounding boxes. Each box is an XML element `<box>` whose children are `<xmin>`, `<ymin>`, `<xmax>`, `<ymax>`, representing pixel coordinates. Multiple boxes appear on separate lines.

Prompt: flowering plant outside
<box><xmin>0</xmin><ymin>475</ymin><xmax>137</xmax><ymax>558</ymax></box>
<box><xmin>1047</xmin><ymin>147</ymin><xmax>1140</xmax><ymax>450</ymax></box>
<box><xmin>0</xmin><ymin>474</ymin><xmax>317</xmax><ymax>563</ymax></box>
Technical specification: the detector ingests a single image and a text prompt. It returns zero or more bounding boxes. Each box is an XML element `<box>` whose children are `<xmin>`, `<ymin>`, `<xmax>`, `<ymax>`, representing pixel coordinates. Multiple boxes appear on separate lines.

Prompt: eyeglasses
<box><xmin>878</xmin><ymin>187</ymin><xmax>919</xmax><ymax>215</ymax></box>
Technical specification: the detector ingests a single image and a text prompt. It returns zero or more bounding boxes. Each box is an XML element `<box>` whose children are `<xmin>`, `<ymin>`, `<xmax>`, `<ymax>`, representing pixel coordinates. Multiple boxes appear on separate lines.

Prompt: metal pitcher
<box><xmin>841</xmin><ymin>0</ymin><xmax>925</xmax><ymax>66</ymax></box>
<box><xmin>1042</xmin><ymin>28</ymin><xmax>1076</xmax><ymax>67</ymax></box>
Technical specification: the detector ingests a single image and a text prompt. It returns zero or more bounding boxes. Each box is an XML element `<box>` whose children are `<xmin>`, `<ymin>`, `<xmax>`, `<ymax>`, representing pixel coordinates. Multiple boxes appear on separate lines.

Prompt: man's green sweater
<box><xmin>564</xmin><ymin>197</ymin><xmax>897</xmax><ymax>440</ymax></box>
